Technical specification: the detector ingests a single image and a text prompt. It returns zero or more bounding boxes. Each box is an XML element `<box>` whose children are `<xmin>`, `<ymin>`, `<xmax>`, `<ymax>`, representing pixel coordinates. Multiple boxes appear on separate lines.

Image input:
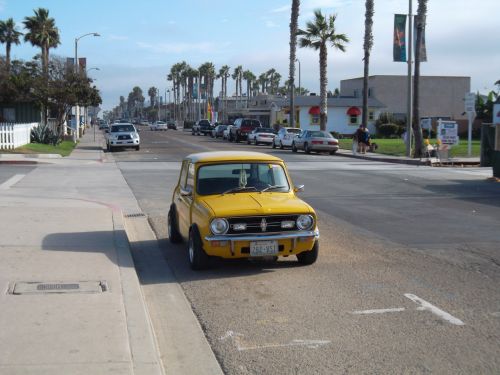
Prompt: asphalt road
<box><xmin>113</xmin><ymin>127</ymin><xmax>500</xmax><ymax>374</ymax></box>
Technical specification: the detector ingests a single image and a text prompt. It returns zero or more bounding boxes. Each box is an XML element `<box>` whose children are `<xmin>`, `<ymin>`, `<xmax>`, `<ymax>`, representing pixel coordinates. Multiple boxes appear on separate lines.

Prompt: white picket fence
<box><xmin>0</xmin><ymin>122</ymin><xmax>38</xmax><ymax>150</ymax></box>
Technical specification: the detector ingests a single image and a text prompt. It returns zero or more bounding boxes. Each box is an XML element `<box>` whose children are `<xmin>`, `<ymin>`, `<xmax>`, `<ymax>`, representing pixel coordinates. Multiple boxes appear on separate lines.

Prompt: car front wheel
<box><xmin>168</xmin><ymin>207</ymin><xmax>182</xmax><ymax>244</ymax></box>
<box><xmin>188</xmin><ymin>227</ymin><xmax>209</xmax><ymax>270</ymax></box>
<box><xmin>304</xmin><ymin>143</ymin><xmax>311</xmax><ymax>154</ymax></box>
<box><xmin>292</xmin><ymin>142</ymin><xmax>298</xmax><ymax>152</ymax></box>
<box><xmin>297</xmin><ymin>241</ymin><xmax>318</xmax><ymax>265</ymax></box>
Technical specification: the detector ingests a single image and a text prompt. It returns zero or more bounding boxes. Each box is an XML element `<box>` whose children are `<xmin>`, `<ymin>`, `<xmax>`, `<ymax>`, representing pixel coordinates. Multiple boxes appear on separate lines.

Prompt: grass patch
<box><xmin>339</xmin><ymin>138</ymin><xmax>480</xmax><ymax>157</ymax></box>
<box><xmin>5</xmin><ymin>141</ymin><xmax>77</xmax><ymax>157</ymax></box>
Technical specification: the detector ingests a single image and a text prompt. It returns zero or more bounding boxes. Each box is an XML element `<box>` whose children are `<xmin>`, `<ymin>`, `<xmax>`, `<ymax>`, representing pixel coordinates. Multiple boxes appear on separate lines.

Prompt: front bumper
<box><xmin>204</xmin><ymin>229</ymin><xmax>319</xmax><ymax>258</ymax></box>
<box><xmin>109</xmin><ymin>139</ymin><xmax>140</xmax><ymax>147</ymax></box>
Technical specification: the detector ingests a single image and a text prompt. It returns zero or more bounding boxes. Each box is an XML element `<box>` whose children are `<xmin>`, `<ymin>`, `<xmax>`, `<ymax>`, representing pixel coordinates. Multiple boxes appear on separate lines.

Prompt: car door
<box><xmin>295</xmin><ymin>131</ymin><xmax>306</xmax><ymax>149</ymax></box>
<box><xmin>175</xmin><ymin>161</ymin><xmax>194</xmax><ymax>238</ymax></box>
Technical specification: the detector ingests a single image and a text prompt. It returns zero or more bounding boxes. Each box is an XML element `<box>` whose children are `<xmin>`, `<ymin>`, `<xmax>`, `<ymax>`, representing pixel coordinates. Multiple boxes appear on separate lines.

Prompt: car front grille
<box><xmin>118</xmin><ymin>135</ymin><xmax>132</xmax><ymax>140</ymax></box>
<box><xmin>227</xmin><ymin>215</ymin><xmax>299</xmax><ymax>235</ymax></box>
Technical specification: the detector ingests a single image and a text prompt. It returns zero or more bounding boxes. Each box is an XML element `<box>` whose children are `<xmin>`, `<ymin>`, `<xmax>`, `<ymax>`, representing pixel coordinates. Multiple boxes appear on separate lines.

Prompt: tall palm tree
<box><xmin>289</xmin><ymin>0</ymin><xmax>300</xmax><ymax>128</ymax></box>
<box><xmin>243</xmin><ymin>70</ymin><xmax>256</xmax><ymax>100</ymax></box>
<box><xmin>298</xmin><ymin>10</ymin><xmax>349</xmax><ymax>130</ymax></box>
<box><xmin>362</xmin><ymin>0</ymin><xmax>374</xmax><ymax>130</ymax></box>
<box><xmin>218</xmin><ymin>65</ymin><xmax>230</xmax><ymax>122</ymax></box>
<box><xmin>232</xmin><ymin>65</ymin><xmax>243</xmax><ymax>108</ymax></box>
<box><xmin>271</xmin><ymin>72</ymin><xmax>281</xmax><ymax>95</ymax></box>
<box><xmin>0</xmin><ymin>18</ymin><xmax>23</xmax><ymax>72</ymax></box>
<box><xmin>266</xmin><ymin>68</ymin><xmax>276</xmax><ymax>93</ymax></box>
<box><xmin>23</xmin><ymin>8</ymin><xmax>60</xmax><ymax>77</ymax></box>
<box><xmin>148</xmin><ymin>87</ymin><xmax>158</xmax><ymax>107</ymax></box>
<box><xmin>259</xmin><ymin>73</ymin><xmax>267</xmax><ymax>94</ymax></box>
<box><xmin>413</xmin><ymin>0</ymin><xmax>428</xmax><ymax>158</ymax></box>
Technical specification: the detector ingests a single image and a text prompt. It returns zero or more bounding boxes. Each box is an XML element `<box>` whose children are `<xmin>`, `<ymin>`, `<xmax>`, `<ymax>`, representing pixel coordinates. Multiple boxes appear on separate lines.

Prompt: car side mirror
<box><xmin>294</xmin><ymin>185</ymin><xmax>305</xmax><ymax>193</ymax></box>
<box><xmin>180</xmin><ymin>187</ymin><xmax>192</xmax><ymax>197</ymax></box>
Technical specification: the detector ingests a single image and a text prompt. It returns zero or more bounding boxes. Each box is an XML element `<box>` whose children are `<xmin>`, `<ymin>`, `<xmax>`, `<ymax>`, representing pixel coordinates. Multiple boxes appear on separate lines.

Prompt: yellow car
<box><xmin>168</xmin><ymin>151</ymin><xmax>320</xmax><ymax>270</ymax></box>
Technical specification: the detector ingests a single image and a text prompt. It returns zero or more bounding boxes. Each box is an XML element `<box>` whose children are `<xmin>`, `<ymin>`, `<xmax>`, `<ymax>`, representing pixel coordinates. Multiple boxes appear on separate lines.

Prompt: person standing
<box><xmin>357</xmin><ymin>125</ymin><xmax>370</xmax><ymax>154</ymax></box>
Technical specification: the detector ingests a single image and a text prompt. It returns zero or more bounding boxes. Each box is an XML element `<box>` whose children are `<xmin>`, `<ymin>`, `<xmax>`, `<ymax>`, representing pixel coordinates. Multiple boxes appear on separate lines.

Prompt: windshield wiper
<box><xmin>260</xmin><ymin>185</ymin><xmax>287</xmax><ymax>192</ymax></box>
<box><xmin>222</xmin><ymin>186</ymin><xmax>258</xmax><ymax>195</ymax></box>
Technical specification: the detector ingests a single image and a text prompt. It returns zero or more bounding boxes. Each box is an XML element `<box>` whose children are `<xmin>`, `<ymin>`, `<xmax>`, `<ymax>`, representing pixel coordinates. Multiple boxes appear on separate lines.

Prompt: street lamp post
<box><xmin>74</xmin><ymin>32</ymin><xmax>100</xmax><ymax>142</ymax></box>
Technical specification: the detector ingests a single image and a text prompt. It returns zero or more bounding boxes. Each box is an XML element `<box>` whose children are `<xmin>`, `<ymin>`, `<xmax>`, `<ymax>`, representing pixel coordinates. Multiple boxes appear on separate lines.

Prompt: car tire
<box><xmin>304</xmin><ymin>143</ymin><xmax>311</xmax><ymax>154</ymax></box>
<box><xmin>297</xmin><ymin>241</ymin><xmax>319</xmax><ymax>265</ymax></box>
<box><xmin>188</xmin><ymin>226</ymin><xmax>209</xmax><ymax>270</ymax></box>
<box><xmin>329</xmin><ymin>150</ymin><xmax>337</xmax><ymax>155</ymax></box>
<box><xmin>292</xmin><ymin>142</ymin><xmax>298</xmax><ymax>153</ymax></box>
<box><xmin>279</xmin><ymin>141</ymin><xmax>284</xmax><ymax>150</ymax></box>
<box><xmin>235</xmin><ymin>135</ymin><xmax>240</xmax><ymax>143</ymax></box>
<box><xmin>272</xmin><ymin>141</ymin><xmax>276</xmax><ymax>149</ymax></box>
<box><xmin>135</xmin><ymin>145</ymin><xmax>140</xmax><ymax>151</ymax></box>
<box><xmin>247</xmin><ymin>139</ymin><xmax>251</xmax><ymax>145</ymax></box>
<box><xmin>254</xmin><ymin>139</ymin><xmax>258</xmax><ymax>145</ymax></box>
<box><xmin>168</xmin><ymin>206</ymin><xmax>182</xmax><ymax>244</ymax></box>
<box><xmin>109</xmin><ymin>145</ymin><xmax>114</xmax><ymax>152</ymax></box>
<box><xmin>192</xmin><ymin>131</ymin><xmax>195</xmax><ymax>135</ymax></box>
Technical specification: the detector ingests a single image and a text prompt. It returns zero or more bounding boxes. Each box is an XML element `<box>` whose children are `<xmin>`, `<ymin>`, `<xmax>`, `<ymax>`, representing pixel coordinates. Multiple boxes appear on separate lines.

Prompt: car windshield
<box><xmin>258</xmin><ymin>128</ymin><xmax>275</xmax><ymax>133</ymax></box>
<box><xmin>197</xmin><ymin>163</ymin><xmax>290</xmax><ymax>195</ymax></box>
<box><xmin>111</xmin><ymin>125</ymin><xmax>135</xmax><ymax>132</ymax></box>
<box><xmin>309</xmin><ymin>131</ymin><xmax>332</xmax><ymax>138</ymax></box>
<box><xmin>287</xmin><ymin>128</ymin><xmax>301</xmax><ymax>134</ymax></box>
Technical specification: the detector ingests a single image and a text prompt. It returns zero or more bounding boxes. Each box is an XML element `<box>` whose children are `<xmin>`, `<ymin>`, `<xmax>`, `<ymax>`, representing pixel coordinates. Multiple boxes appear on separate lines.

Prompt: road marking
<box><xmin>220</xmin><ymin>330</ymin><xmax>330</xmax><ymax>351</ymax></box>
<box><xmin>0</xmin><ymin>174</ymin><xmax>25</xmax><ymax>190</ymax></box>
<box><xmin>404</xmin><ymin>293</ymin><xmax>465</xmax><ymax>326</ymax></box>
<box><xmin>352</xmin><ymin>308</ymin><xmax>406</xmax><ymax>315</ymax></box>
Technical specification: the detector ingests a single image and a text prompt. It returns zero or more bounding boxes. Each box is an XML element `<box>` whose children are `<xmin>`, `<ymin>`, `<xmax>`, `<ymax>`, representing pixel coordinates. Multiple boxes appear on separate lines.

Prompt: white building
<box><xmin>294</xmin><ymin>96</ymin><xmax>386</xmax><ymax>135</ymax></box>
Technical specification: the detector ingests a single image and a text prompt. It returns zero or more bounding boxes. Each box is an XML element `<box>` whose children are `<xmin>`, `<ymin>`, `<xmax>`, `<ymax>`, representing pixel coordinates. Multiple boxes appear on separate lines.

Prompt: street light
<box><xmin>74</xmin><ymin>32</ymin><xmax>100</xmax><ymax>141</ymax></box>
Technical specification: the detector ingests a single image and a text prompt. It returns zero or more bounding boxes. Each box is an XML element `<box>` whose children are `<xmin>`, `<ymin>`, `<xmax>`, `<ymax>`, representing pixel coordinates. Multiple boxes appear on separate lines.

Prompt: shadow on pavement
<box><xmin>422</xmin><ymin>179</ymin><xmax>500</xmax><ymax>208</ymax></box>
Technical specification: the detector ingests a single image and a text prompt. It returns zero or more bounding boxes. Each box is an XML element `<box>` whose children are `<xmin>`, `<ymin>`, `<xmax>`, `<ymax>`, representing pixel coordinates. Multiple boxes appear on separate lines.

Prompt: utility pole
<box><xmin>406</xmin><ymin>0</ymin><xmax>413</xmax><ymax>157</ymax></box>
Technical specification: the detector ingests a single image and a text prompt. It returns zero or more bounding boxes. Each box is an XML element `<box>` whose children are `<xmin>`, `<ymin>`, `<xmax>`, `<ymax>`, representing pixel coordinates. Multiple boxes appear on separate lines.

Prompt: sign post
<box><xmin>464</xmin><ymin>92</ymin><xmax>476</xmax><ymax>157</ymax></box>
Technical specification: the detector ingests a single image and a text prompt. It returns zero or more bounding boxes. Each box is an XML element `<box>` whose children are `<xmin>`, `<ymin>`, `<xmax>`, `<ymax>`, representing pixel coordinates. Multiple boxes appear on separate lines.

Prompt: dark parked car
<box><xmin>229</xmin><ymin>118</ymin><xmax>262</xmax><ymax>143</ymax></box>
<box><xmin>192</xmin><ymin>119</ymin><xmax>213</xmax><ymax>135</ymax></box>
<box><xmin>167</xmin><ymin>121</ymin><xmax>177</xmax><ymax>130</ymax></box>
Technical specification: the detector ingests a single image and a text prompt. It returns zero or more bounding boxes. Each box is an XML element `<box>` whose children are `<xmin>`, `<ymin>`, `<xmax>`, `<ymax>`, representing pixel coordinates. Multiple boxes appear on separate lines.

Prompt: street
<box><xmin>114</xmin><ymin>128</ymin><xmax>499</xmax><ymax>374</ymax></box>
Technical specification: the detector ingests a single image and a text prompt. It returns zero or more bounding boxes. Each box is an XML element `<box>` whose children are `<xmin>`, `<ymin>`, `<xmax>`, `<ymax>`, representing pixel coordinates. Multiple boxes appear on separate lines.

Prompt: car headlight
<box><xmin>296</xmin><ymin>215</ymin><xmax>314</xmax><ymax>230</ymax></box>
<box><xmin>210</xmin><ymin>218</ymin><xmax>229</xmax><ymax>235</ymax></box>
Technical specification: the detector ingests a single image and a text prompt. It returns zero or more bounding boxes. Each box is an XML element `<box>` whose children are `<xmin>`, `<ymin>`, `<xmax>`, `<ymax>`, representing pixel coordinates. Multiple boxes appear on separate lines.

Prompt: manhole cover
<box><xmin>10</xmin><ymin>281</ymin><xmax>108</xmax><ymax>295</ymax></box>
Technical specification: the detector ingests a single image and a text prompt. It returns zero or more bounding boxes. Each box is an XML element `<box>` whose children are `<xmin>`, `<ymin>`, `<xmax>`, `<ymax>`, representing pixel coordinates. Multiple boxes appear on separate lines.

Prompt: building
<box><xmin>340</xmin><ymin>75</ymin><xmax>470</xmax><ymax>121</ymax></box>
<box><xmin>294</xmin><ymin>95</ymin><xmax>385</xmax><ymax>135</ymax></box>
<box><xmin>218</xmin><ymin>94</ymin><xmax>288</xmax><ymax>126</ymax></box>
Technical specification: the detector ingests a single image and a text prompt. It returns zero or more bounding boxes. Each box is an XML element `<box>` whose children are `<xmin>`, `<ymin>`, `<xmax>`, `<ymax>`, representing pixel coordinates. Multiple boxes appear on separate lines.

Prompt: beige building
<box><xmin>340</xmin><ymin>75</ymin><xmax>470</xmax><ymax>121</ymax></box>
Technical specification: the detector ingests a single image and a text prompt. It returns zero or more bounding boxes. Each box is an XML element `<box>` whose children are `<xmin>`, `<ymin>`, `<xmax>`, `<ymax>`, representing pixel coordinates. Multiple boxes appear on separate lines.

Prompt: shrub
<box><xmin>330</xmin><ymin>131</ymin><xmax>342</xmax><ymax>139</ymax></box>
<box><xmin>31</xmin><ymin>123</ymin><xmax>60</xmax><ymax>146</ymax></box>
<box><xmin>377</xmin><ymin>123</ymin><xmax>400</xmax><ymax>138</ymax></box>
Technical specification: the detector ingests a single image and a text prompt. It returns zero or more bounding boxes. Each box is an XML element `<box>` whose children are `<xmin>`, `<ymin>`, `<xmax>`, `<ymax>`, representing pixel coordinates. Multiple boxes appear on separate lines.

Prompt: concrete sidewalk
<box><xmin>0</xmin><ymin>131</ymin><xmax>163</xmax><ymax>375</ymax></box>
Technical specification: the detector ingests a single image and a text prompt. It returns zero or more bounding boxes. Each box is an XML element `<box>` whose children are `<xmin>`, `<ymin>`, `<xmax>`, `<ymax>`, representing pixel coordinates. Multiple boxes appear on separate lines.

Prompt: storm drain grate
<box><xmin>10</xmin><ymin>281</ymin><xmax>108</xmax><ymax>295</ymax></box>
<box><xmin>124</xmin><ymin>213</ymin><xmax>147</xmax><ymax>218</ymax></box>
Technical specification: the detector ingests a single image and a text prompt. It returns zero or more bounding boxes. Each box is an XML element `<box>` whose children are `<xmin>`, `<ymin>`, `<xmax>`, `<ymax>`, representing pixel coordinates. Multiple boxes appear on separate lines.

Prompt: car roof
<box><xmin>185</xmin><ymin>151</ymin><xmax>283</xmax><ymax>164</ymax></box>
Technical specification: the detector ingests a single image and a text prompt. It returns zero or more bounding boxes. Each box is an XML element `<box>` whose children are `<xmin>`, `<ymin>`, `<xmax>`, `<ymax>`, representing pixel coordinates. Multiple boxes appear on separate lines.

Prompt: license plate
<box><xmin>250</xmin><ymin>241</ymin><xmax>278</xmax><ymax>256</ymax></box>
<box><xmin>323</xmin><ymin>141</ymin><xmax>328</xmax><ymax>145</ymax></box>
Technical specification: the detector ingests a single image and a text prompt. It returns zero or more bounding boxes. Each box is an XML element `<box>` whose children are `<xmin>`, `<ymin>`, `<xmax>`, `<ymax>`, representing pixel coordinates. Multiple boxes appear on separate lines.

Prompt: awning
<box><xmin>347</xmin><ymin>106</ymin><xmax>361</xmax><ymax>116</ymax></box>
<box><xmin>308</xmin><ymin>106</ymin><xmax>320</xmax><ymax>115</ymax></box>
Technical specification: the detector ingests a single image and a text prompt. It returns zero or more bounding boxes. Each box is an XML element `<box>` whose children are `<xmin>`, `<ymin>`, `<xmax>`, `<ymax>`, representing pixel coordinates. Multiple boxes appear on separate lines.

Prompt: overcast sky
<box><xmin>1</xmin><ymin>0</ymin><xmax>499</xmax><ymax>111</ymax></box>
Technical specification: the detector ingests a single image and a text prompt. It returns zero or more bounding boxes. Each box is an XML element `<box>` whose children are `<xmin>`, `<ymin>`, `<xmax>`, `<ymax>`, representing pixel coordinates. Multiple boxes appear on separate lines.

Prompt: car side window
<box><xmin>186</xmin><ymin>163</ymin><xmax>195</xmax><ymax>192</ymax></box>
<box><xmin>179</xmin><ymin>161</ymin><xmax>189</xmax><ymax>189</ymax></box>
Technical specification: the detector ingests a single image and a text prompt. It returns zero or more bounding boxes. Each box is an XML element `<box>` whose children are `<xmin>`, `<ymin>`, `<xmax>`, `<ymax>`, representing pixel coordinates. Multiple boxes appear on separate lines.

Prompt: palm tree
<box><xmin>289</xmin><ymin>0</ymin><xmax>300</xmax><ymax>128</ymax></box>
<box><xmin>362</xmin><ymin>0</ymin><xmax>374</xmax><ymax>130</ymax></box>
<box><xmin>259</xmin><ymin>73</ymin><xmax>267</xmax><ymax>94</ymax></box>
<box><xmin>148</xmin><ymin>87</ymin><xmax>158</xmax><ymax>107</ymax></box>
<box><xmin>243</xmin><ymin>70</ymin><xmax>256</xmax><ymax>100</ymax></box>
<box><xmin>218</xmin><ymin>65</ymin><xmax>230</xmax><ymax>122</ymax></box>
<box><xmin>0</xmin><ymin>18</ymin><xmax>23</xmax><ymax>72</ymax></box>
<box><xmin>232</xmin><ymin>65</ymin><xmax>243</xmax><ymax>108</ymax></box>
<box><xmin>298</xmin><ymin>10</ymin><xmax>349</xmax><ymax>130</ymax></box>
<box><xmin>271</xmin><ymin>72</ymin><xmax>281</xmax><ymax>95</ymax></box>
<box><xmin>266</xmin><ymin>68</ymin><xmax>276</xmax><ymax>93</ymax></box>
<box><xmin>23</xmin><ymin>8</ymin><xmax>60</xmax><ymax>77</ymax></box>
<box><xmin>413</xmin><ymin>0</ymin><xmax>428</xmax><ymax>158</ymax></box>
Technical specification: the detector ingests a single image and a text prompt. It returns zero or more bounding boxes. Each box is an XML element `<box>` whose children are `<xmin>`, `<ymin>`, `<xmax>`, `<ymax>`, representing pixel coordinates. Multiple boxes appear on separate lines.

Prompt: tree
<box><xmin>148</xmin><ymin>86</ymin><xmax>158</xmax><ymax>107</ymax></box>
<box><xmin>289</xmin><ymin>0</ymin><xmax>300</xmax><ymax>127</ymax></box>
<box><xmin>218</xmin><ymin>65</ymin><xmax>230</xmax><ymax>122</ymax></box>
<box><xmin>243</xmin><ymin>70</ymin><xmax>256</xmax><ymax>99</ymax></box>
<box><xmin>23</xmin><ymin>8</ymin><xmax>60</xmax><ymax>77</ymax></box>
<box><xmin>298</xmin><ymin>10</ymin><xmax>348</xmax><ymax>130</ymax></box>
<box><xmin>259</xmin><ymin>73</ymin><xmax>267</xmax><ymax>93</ymax></box>
<box><xmin>232</xmin><ymin>65</ymin><xmax>243</xmax><ymax>108</ymax></box>
<box><xmin>266</xmin><ymin>68</ymin><xmax>276</xmax><ymax>94</ymax></box>
<box><xmin>362</xmin><ymin>0</ymin><xmax>374</xmax><ymax>130</ymax></box>
<box><xmin>0</xmin><ymin>18</ymin><xmax>23</xmax><ymax>72</ymax></box>
<box><xmin>412</xmin><ymin>0</ymin><xmax>428</xmax><ymax>158</ymax></box>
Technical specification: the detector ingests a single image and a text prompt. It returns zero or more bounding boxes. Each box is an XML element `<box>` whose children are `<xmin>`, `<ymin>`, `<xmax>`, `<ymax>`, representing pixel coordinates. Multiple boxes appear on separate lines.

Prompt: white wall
<box><xmin>298</xmin><ymin>106</ymin><xmax>379</xmax><ymax>135</ymax></box>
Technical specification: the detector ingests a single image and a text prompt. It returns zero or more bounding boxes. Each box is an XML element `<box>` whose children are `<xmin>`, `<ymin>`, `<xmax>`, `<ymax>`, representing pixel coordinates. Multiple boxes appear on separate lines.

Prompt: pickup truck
<box><xmin>229</xmin><ymin>118</ymin><xmax>262</xmax><ymax>143</ymax></box>
<box><xmin>192</xmin><ymin>119</ymin><xmax>213</xmax><ymax>136</ymax></box>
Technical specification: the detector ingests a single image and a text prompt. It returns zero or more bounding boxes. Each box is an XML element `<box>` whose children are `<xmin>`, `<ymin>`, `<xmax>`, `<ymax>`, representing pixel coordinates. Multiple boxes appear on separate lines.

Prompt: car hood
<box><xmin>199</xmin><ymin>193</ymin><xmax>312</xmax><ymax>217</ymax></box>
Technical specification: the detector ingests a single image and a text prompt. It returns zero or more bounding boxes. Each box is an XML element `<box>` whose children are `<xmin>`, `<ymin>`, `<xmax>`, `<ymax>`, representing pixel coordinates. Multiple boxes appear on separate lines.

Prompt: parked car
<box><xmin>140</xmin><ymin>120</ymin><xmax>150</xmax><ymax>127</ymax></box>
<box><xmin>167</xmin><ymin>151</ymin><xmax>319</xmax><ymax>270</ymax></box>
<box><xmin>247</xmin><ymin>127</ymin><xmax>276</xmax><ymax>145</ymax></box>
<box><xmin>167</xmin><ymin>121</ymin><xmax>177</xmax><ymax>130</ymax></box>
<box><xmin>223</xmin><ymin>125</ymin><xmax>234</xmax><ymax>140</ymax></box>
<box><xmin>150</xmin><ymin>121</ymin><xmax>168</xmax><ymax>131</ymax></box>
<box><xmin>291</xmin><ymin>130</ymin><xmax>339</xmax><ymax>155</ymax></box>
<box><xmin>272</xmin><ymin>127</ymin><xmax>302</xmax><ymax>149</ymax></box>
<box><xmin>105</xmin><ymin>123</ymin><xmax>140</xmax><ymax>152</ymax></box>
<box><xmin>211</xmin><ymin>124</ymin><xmax>228</xmax><ymax>138</ymax></box>
<box><xmin>192</xmin><ymin>119</ymin><xmax>213</xmax><ymax>135</ymax></box>
<box><xmin>229</xmin><ymin>118</ymin><xmax>262</xmax><ymax>143</ymax></box>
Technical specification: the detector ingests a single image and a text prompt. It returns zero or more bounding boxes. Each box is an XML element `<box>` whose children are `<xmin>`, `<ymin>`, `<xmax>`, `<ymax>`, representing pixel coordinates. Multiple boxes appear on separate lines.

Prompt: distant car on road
<box><xmin>291</xmin><ymin>130</ymin><xmax>339</xmax><ymax>155</ymax></box>
<box><xmin>247</xmin><ymin>127</ymin><xmax>276</xmax><ymax>145</ymax></box>
<box><xmin>229</xmin><ymin>118</ymin><xmax>261</xmax><ymax>143</ymax></box>
<box><xmin>140</xmin><ymin>120</ymin><xmax>150</xmax><ymax>127</ymax></box>
<box><xmin>105</xmin><ymin>123</ymin><xmax>140</xmax><ymax>152</ymax></box>
<box><xmin>272</xmin><ymin>127</ymin><xmax>301</xmax><ymax>149</ymax></box>
<box><xmin>211</xmin><ymin>124</ymin><xmax>228</xmax><ymax>138</ymax></box>
<box><xmin>167</xmin><ymin>121</ymin><xmax>177</xmax><ymax>130</ymax></box>
<box><xmin>150</xmin><ymin>121</ymin><xmax>168</xmax><ymax>131</ymax></box>
<box><xmin>192</xmin><ymin>119</ymin><xmax>213</xmax><ymax>136</ymax></box>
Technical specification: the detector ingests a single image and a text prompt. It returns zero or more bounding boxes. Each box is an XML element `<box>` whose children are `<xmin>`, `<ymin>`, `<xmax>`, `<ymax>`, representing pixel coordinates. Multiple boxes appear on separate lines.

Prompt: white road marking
<box><xmin>352</xmin><ymin>308</ymin><xmax>406</xmax><ymax>315</ymax></box>
<box><xmin>404</xmin><ymin>293</ymin><xmax>465</xmax><ymax>326</ymax></box>
<box><xmin>220</xmin><ymin>330</ymin><xmax>330</xmax><ymax>351</ymax></box>
<box><xmin>0</xmin><ymin>174</ymin><xmax>26</xmax><ymax>190</ymax></box>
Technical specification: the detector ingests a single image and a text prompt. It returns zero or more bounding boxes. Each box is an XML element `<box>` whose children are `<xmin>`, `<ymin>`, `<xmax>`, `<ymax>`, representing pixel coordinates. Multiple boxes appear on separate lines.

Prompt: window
<box><xmin>179</xmin><ymin>161</ymin><xmax>189</xmax><ymax>189</ymax></box>
<box><xmin>186</xmin><ymin>163</ymin><xmax>195</xmax><ymax>191</ymax></box>
<box><xmin>311</xmin><ymin>114</ymin><xmax>320</xmax><ymax>125</ymax></box>
<box><xmin>368</xmin><ymin>111</ymin><xmax>375</xmax><ymax>121</ymax></box>
<box><xmin>350</xmin><ymin>115</ymin><xmax>358</xmax><ymax>125</ymax></box>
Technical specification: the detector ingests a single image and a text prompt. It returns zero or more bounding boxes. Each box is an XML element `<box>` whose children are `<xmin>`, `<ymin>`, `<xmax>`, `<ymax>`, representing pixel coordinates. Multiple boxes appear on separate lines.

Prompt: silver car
<box><xmin>291</xmin><ymin>130</ymin><xmax>339</xmax><ymax>155</ymax></box>
<box><xmin>246</xmin><ymin>127</ymin><xmax>276</xmax><ymax>145</ymax></box>
<box><xmin>106</xmin><ymin>123</ymin><xmax>140</xmax><ymax>152</ymax></box>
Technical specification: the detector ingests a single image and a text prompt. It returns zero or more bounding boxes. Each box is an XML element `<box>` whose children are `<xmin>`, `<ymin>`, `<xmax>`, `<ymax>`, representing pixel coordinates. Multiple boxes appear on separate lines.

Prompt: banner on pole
<box><xmin>393</xmin><ymin>14</ymin><xmax>407</xmax><ymax>62</ymax></box>
<box><xmin>414</xmin><ymin>16</ymin><xmax>427</xmax><ymax>62</ymax></box>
